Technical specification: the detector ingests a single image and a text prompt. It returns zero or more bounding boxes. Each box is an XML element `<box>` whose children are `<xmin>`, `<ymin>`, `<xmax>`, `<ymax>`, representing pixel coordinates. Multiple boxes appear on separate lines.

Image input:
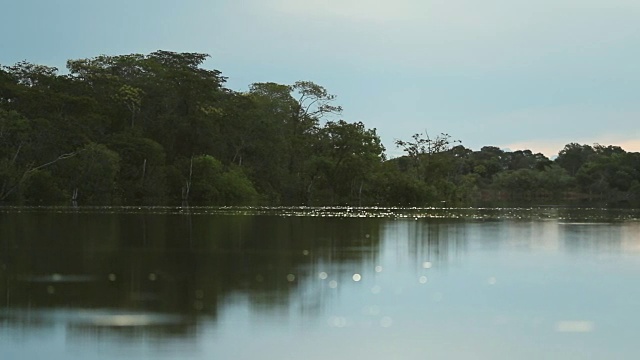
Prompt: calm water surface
<box><xmin>1</xmin><ymin>207</ymin><xmax>640</xmax><ymax>359</ymax></box>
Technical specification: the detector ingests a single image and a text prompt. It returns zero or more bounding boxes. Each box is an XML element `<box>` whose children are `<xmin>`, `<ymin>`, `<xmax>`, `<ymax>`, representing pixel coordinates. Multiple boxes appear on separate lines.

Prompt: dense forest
<box><xmin>1</xmin><ymin>51</ymin><xmax>639</xmax><ymax>206</ymax></box>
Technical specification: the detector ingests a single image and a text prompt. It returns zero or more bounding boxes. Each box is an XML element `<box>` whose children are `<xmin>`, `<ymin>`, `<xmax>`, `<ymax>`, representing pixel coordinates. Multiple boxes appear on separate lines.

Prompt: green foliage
<box><xmin>538</xmin><ymin>165</ymin><xmax>574</xmax><ymax>195</ymax></box>
<box><xmin>56</xmin><ymin>143</ymin><xmax>120</xmax><ymax>204</ymax></box>
<box><xmin>456</xmin><ymin>173</ymin><xmax>481</xmax><ymax>202</ymax></box>
<box><xmin>395</xmin><ymin>132</ymin><xmax>460</xmax><ymax>181</ymax></box>
<box><xmin>493</xmin><ymin>169</ymin><xmax>541</xmax><ymax>197</ymax></box>
<box><xmin>188</xmin><ymin>155</ymin><xmax>224</xmax><ymax>203</ymax></box>
<box><xmin>310</xmin><ymin>120</ymin><xmax>385</xmax><ymax>204</ymax></box>
<box><xmin>180</xmin><ymin>155</ymin><xmax>259</xmax><ymax>205</ymax></box>
<box><xmin>220</xmin><ymin>166</ymin><xmax>260</xmax><ymax>205</ymax></box>
<box><xmin>0</xmin><ymin>109</ymin><xmax>69</xmax><ymax>201</ymax></box>
<box><xmin>2</xmin><ymin>51</ymin><xmax>639</xmax><ymax>206</ymax></box>
<box><xmin>370</xmin><ymin>162</ymin><xmax>437</xmax><ymax>205</ymax></box>
<box><xmin>21</xmin><ymin>169</ymin><xmax>66</xmax><ymax>204</ymax></box>
<box><xmin>556</xmin><ymin>143</ymin><xmax>595</xmax><ymax>176</ymax></box>
<box><xmin>0</xmin><ymin>110</ymin><xmax>30</xmax><ymax>201</ymax></box>
<box><xmin>106</xmin><ymin>134</ymin><xmax>167</xmax><ymax>204</ymax></box>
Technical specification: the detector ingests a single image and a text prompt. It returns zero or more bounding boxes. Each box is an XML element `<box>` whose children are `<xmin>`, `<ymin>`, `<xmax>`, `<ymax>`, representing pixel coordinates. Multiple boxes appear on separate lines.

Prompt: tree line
<box><xmin>1</xmin><ymin>51</ymin><xmax>639</xmax><ymax>206</ymax></box>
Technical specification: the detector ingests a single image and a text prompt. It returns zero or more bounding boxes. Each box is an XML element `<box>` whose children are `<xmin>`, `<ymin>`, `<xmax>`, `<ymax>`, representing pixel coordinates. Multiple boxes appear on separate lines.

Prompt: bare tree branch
<box><xmin>27</xmin><ymin>151</ymin><xmax>81</xmax><ymax>173</ymax></box>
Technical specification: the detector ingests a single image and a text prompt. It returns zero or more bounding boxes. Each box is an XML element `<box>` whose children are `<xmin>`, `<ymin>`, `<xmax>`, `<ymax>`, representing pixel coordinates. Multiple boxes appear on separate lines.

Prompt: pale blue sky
<box><xmin>2</xmin><ymin>0</ymin><xmax>639</xmax><ymax>156</ymax></box>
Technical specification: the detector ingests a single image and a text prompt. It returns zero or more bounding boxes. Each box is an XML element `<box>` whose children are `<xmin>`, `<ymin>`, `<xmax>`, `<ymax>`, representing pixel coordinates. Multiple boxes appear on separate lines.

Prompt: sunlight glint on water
<box><xmin>0</xmin><ymin>207</ymin><xmax>639</xmax><ymax>359</ymax></box>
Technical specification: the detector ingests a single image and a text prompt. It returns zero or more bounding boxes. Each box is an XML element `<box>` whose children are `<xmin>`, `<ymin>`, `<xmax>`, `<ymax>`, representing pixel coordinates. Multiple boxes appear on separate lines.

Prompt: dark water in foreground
<box><xmin>1</xmin><ymin>207</ymin><xmax>640</xmax><ymax>359</ymax></box>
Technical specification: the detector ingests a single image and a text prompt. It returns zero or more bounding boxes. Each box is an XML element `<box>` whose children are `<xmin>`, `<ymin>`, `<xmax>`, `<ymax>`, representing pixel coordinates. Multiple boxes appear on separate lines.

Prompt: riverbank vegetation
<box><xmin>1</xmin><ymin>51</ymin><xmax>639</xmax><ymax>206</ymax></box>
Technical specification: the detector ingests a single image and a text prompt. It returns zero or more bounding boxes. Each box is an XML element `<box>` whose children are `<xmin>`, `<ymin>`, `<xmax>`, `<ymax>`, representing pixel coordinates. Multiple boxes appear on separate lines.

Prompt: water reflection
<box><xmin>0</xmin><ymin>212</ymin><xmax>381</xmax><ymax>334</ymax></box>
<box><xmin>1</xmin><ymin>208</ymin><xmax>640</xmax><ymax>359</ymax></box>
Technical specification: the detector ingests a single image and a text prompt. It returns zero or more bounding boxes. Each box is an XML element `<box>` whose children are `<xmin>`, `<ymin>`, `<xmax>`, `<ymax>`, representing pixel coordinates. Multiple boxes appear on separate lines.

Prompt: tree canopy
<box><xmin>1</xmin><ymin>51</ymin><xmax>638</xmax><ymax>207</ymax></box>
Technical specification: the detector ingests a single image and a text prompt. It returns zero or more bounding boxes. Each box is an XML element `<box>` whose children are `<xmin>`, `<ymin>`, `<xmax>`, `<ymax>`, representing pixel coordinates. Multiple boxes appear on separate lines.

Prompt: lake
<box><xmin>1</xmin><ymin>206</ymin><xmax>640</xmax><ymax>359</ymax></box>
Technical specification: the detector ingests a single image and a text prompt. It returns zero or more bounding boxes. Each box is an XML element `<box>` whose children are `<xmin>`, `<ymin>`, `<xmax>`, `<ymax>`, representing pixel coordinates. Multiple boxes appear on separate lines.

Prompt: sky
<box><xmin>1</xmin><ymin>0</ymin><xmax>639</xmax><ymax>157</ymax></box>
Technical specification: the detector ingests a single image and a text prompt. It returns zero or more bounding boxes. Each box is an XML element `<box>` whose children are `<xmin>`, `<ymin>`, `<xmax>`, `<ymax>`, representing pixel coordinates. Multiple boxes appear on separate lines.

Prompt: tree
<box><xmin>21</xmin><ymin>169</ymin><xmax>65</xmax><ymax>204</ymax></box>
<box><xmin>369</xmin><ymin>161</ymin><xmax>437</xmax><ymax>205</ymax></box>
<box><xmin>395</xmin><ymin>131</ymin><xmax>460</xmax><ymax>181</ymax></box>
<box><xmin>246</xmin><ymin>80</ymin><xmax>343</xmax><ymax>204</ymax></box>
<box><xmin>555</xmin><ymin>143</ymin><xmax>595</xmax><ymax>176</ymax></box>
<box><xmin>505</xmin><ymin>150</ymin><xmax>552</xmax><ymax>171</ymax></box>
<box><xmin>66</xmin><ymin>51</ymin><xmax>228</xmax><ymax>157</ymax></box>
<box><xmin>0</xmin><ymin>109</ymin><xmax>81</xmax><ymax>202</ymax></box>
<box><xmin>469</xmin><ymin>146</ymin><xmax>507</xmax><ymax>181</ymax></box>
<box><xmin>493</xmin><ymin>169</ymin><xmax>541</xmax><ymax>199</ymax></box>
<box><xmin>310</xmin><ymin>120</ymin><xmax>385</xmax><ymax>204</ymax></box>
<box><xmin>55</xmin><ymin>143</ymin><xmax>120</xmax><ymax>204</ymax></box>
<box><xmin>291</xmin><ymin>81</ymin><xmax>342</xmax><ymax>121</ymax></box>
<box><xmin>113</xmin><ymin>84</ymin><xmax>144</xmax><ymax>128</ymax></box>
<box><xmin>572</xmin><ymin>146</ymin><xmax>637</xmax><ymax>197</ymax></box>
<box><xmin>175</xmin><ymin>155</ymin><xmax>258</xmax><ymax>205</ymax></box>
<box><xmin>106</xmin><ymin>133</ymin><xmax>167</xmax><ymax>204</ymax></box>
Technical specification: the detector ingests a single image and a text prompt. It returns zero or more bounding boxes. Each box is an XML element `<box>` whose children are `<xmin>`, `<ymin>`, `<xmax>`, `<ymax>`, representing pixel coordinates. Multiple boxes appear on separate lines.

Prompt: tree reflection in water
<box><xmin>0</xmin><ymin>209</ymin><xmax>383</xmax><ymax>339</ymax></box>
<box><xmin>1</xmin><ymin>206</ymin><xmax>639</xmax><ymax>355</ymax></box>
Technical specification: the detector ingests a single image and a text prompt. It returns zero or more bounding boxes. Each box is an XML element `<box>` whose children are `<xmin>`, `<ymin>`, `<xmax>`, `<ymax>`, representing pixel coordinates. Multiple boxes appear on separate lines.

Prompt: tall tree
<box><xmin>311</xmin><ymin>120</ymin><xmax>385</xmax><ymax>204</ymax></box>
<box><xmin>555</xmin><ymin>143</ymin><xmax>596</xmax><ymax>176</ymax></box>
